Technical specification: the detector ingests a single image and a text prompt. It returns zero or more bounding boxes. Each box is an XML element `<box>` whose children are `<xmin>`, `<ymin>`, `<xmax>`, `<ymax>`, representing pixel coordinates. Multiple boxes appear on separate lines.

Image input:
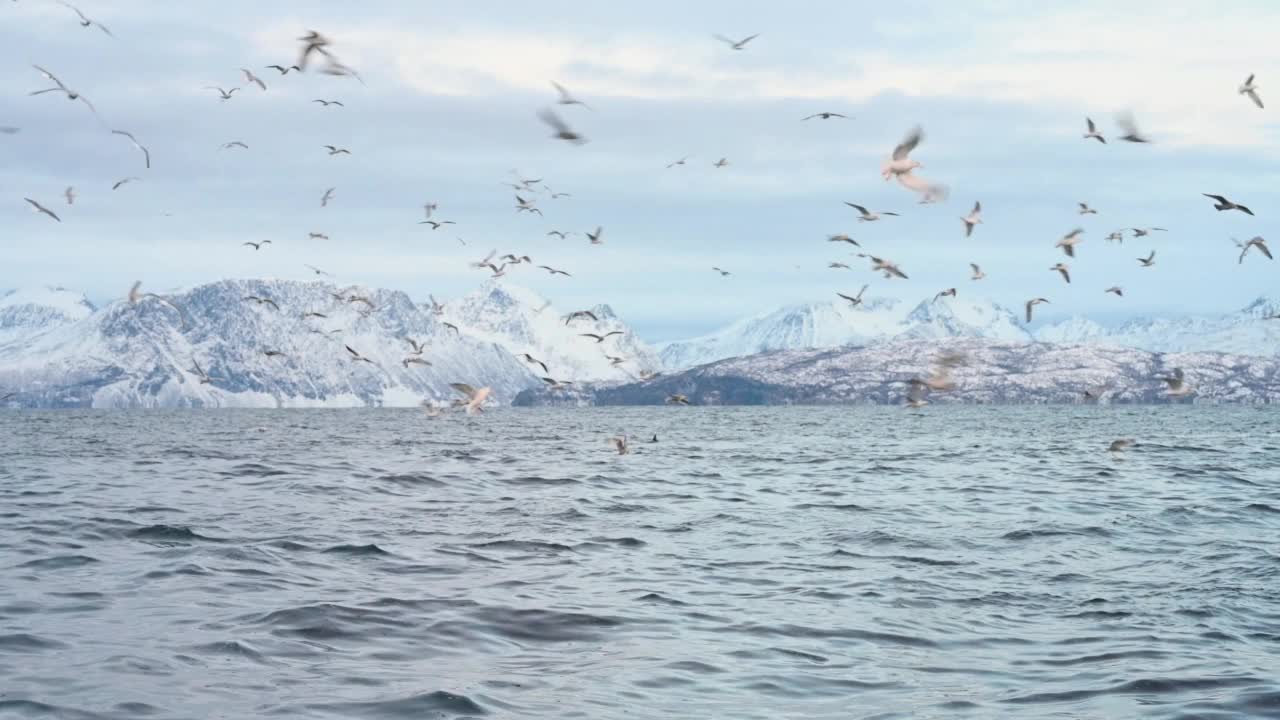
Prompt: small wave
<box><xmin>468</xmin><ymin>540</ymin><xmax>575</xmax><ymax>554</ymax></box>
<box><xmin>189</xmin><ymin>640</ymin><xmax>269</xmax><ymax>663</ymax></box>
<box><xmin>0</xmin><ymin>633</ymin><xmax>69</xmax><ymax>652</ymax></box>
<box><xmin>377</xmin><ymin>473</ymin><xmax>447</xmax><ymax>487</ymax></box>
<box><xmin>0</xmin><ymin>700</ymin><xmax>108</xmax><ymax>720</ymax></box>
<box><xmin>306</xmin><ymin>690</ymin><xmax>486</xmax><ymax>717</ymax></box>
<box><xmin>321</xmin><ymin>543</ymin><xmax>393</xmax><ymax>556</ymax></box>
<box><xmin>18</xmin><ymin>554</ymin><xmax>99</xmax><ymax>569</ymax></box>
<box><xmin>128</xmin><ymin>524</ymin><xmax>224</xmax><ymax>543</ymax></box>
<box><xmin>793</xmin><ymin>502</ymin><xmax>871</xmax><ymax>512</ymax></box>
<box><xmin>635</xmin><ymin>592</ymin><xmax>687</xmax><ymax>606</ymax></box>
<box><xmin>1005</xmin><ymin>675</ymin><xmax>1263</xmax><ymax>704</ymax></box>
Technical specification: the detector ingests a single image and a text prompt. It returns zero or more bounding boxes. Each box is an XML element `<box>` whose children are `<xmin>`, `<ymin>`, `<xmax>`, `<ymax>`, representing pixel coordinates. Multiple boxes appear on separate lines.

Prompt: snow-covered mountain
<box><xmin>0</xmin><ymin>287</ymin><xmax>96</xmax><ymax>343</ymax></box>
<box><xmin>659</xmin><ymin>295</ymin><xmax>1029</xmax><ymax>369</ymax></box>
<box><xmin>519</xmin><ymin>338</ymin><xmax>1280</xmax><ymax>406</ymax></box>
<box><xmin>0</xmin><ymin>279</ymin><xmax>540</xmax><ymax>408</ymax></box>
<box><xmin>445</xmin><ymin>281</ymin><xmax>661</xmax><ymax>382</ymax></box>
<box><xmin>1035</xmin><ymin>297</ymin><xmax>1280</xmax><ymax>356</ymax></box>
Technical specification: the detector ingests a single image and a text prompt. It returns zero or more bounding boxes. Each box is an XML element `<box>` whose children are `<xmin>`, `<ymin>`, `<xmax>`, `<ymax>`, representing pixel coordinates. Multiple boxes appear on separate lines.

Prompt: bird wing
<box><xmin>1025</xmin><ymin>301</ymin><xmax>1034</xmax><ymax>323</ymax></box>
<box><xmin>1204</xmin><ymin>194</ymin><xmax>1227</xmax><ymax>203</ymax></box>
<box><xmin>1086</xmin><ymin>117</ymin><xmax>1097</xmax><ymax>132</ymax></box>
<box><xmin>738</xmin><ymin>34</ymin><xmax>759</xmax><ymax>46</ymax></box>
<box><xmin>32</xmin><ymin>65</ymin><xmax>67</xmax><ymax>91</ymax></box>
<box><xmin>845</xmin><ymin>202</ymin><xmax>869</xmax><ymax>215</ymax></box>
<box><xmin>1248</xmin><ymin>89</ymin><xmax>1264</xmax><ymax>109</ymax></box>
<box><xmin>970</xmin><ymin>263</ymin><xmax>980</xmax><ymax>273</ymax></box>
<box><xmin>537</xmin><ymin>107</ymin><xmax>571</xmax><ymax>133</ymax></box>
<box><xmin>551</xmin><ymin>81</ymin><xmax>571</xmax><ymax>101</ymax></box>
<box><xmin>891</xmin><ymin>126</ymin><xmax>924</xmax><ymax>160</ymax></box>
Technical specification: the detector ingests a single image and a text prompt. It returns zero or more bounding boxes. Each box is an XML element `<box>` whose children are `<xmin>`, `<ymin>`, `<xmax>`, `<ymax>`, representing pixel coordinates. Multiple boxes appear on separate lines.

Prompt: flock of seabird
<box><xmin>7</xmin><ymin>15</ymin><xmax>1278</xmax><ymax>454</ymax></box>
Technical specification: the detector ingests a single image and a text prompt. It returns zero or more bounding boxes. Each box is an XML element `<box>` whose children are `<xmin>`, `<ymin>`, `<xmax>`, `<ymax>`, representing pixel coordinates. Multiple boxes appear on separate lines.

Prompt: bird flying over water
<box><xmin>935</xmin><ymin>288</ymin><xmax>957</xmax><ymax>301</ymax></box>
<box><xmin>1239</xmin><ymin>74</ymin><xmax>1264</xmax><ymax>109</ymax></box>
<box><xmin>859</xmin><ymin>254</ymin><xmax>908</xmax><ymax>279</ymax></box>
<box><xmin>666</xmin><ymin>394</ymin><xmax>691</xmax><ymax>405</ymax></box>
<box><xmin>323</xmin><ymin>145</ymin><xmax>351</xmax><ymax>155</ymax></box>
<box><xmin>24</xmin><ymin>198</ymin><xmax>61</xmax><ymax>222</ymax></box>
<box><xmin>1203</xmin><ymin>193</ymin><xmax>1253</xmax><ymax>215</ymax></box>
<box><xmin>267</xmin><ymin>64</ymin><xmax>301</xmax><ymax>75</ymax></box>
<box><xmin>450</xmin><ymin>383</ymin><xmax>491</xmax><ymax>414</ymax></box>
<box><xmin>308</xmin><ymin>232</ymin><xmax>329</xmax><ymax>240</ymax></box>
<box><xmin>204</xmin><ymin>86</ymin><xmax>238</xmax><ymax>100</ymax></box>
<box><xmin>110</xmin><ymin>130</ymin><xmax>151</xmax><ymax>169</ymax></box>
<box><xmin>713</xmin><ymin>158</ymin><xmax>729</xmax><ymax>168</ymax></box>
<box><xmin>1025</xmin><ymin>298</ymin><xmax>1050</xmax><ymax>323</ymax></box>
<box><xmin>321</xmin><ymin>188</ymin><xmax>335</xmax><ymax>207</ymax></box>
<box><xmin>521</xmin><ymin>354</ymin><xmax>549</xmax><ymax>373</ymax></box>
<box><xmin>712</xmin><ymin>267</ymin><xmax>731</xmax><ymax>277</ymax></box>
<box><xmin>1078</xmin><ymin>202</ymin><xmax>1097</xmax><ymax>215</ymax></box>
<box><xmin>420</xmin><ymin>220</ymin><xmax>455</xmax><ymax>230</ymax></box>
<box><xmin>961</xmin><ymin>201</ymin><xmax>982</xmax><ymax>237</ymax></box>
<box><xmin>313</xmin><ymin>99</ymin><xmax>344</xmax><ymax>107</ymax></box>
<box><xmin>243</xmin><ymin>295</ymin><xmax>280</xmax><ymax>310</ymax></box>
<box><xmin>64</xmin><ymin>187</ymin><xmax>75</xmax><ymax>205</ymax></box>
<box><xmin>30</xmin><ymin>65</ymin><xmax>97</xmax><ymax>114</ymax></box>
<box><xmin>827</xmin><ymin>234</ymin><xmax>860</xmax><ymax>246</ymax></box>
<box><xmin>345</xmin><ymin>345</ymin><xmax>374</xmax><ymax>364</ymax></box>
<box><xmin>1105</xmin><ymin>286</ymin><xmax>1124</xmax><ymax>297</ymax></box>
<box><xmin>240</xmin><ymin>68</ymin><xmax>267</xmax><ymax>91</ymax></box>
<box><xmin>221</xmin><ymin>141</ymin><xmax>248</xmax><ymax>150</ymax></box>
<box><xmin>666</xmin><ymin>156</ymin><xmax>689</xmax><ymax>168</ymax></box>
<box><xmin>1083</xmin><ymin>117</ymin><xmax>1106</xmax><ymax>144</ymax></box>
<box><xmin>714</xmin><ymin>33</ymin><xmax>759</xmax><ymax>50</ymax></box>
<box><xmin>296</xmin><ymin>30</ymin><xmax>332</xmax><ymax>70</ymax></box>
<box><xmin>1050</xmin><ymin>263</ymin><xmax>1071</xmax><ymax>284</ymax></box>
<box><xmin>1056</xmin><ymin>228</ymin><xmax>1084</xmax><ymax>257</ymax></box>
<box><xmin>538</xmin><ymin>265</ymin><xmax>571</xmax><ymax>276</ymax></box>
<box><xmin>538</xmin><ymin>107</ymin><xmax>587</xmax><ymax>144</ymax></box>
<box><xmin>882</xmin><ymin>126</ymin><xmax>924</xmax><ymax>180</ymax></box>
<box><xmin>564</xmin><ymin>310</ymin><xmax>599</xmax><ymax>325</ymax></box>
<box><xmin>586</xmin><ymin>226</ymin><xmax>604</xmax><ymax>245</ymax></box>
<box><xmin>846</xmin><ymin>203</ymin><xmax>899</xmax><ymax>222</ymax></box>
<box><xmin>1130</xmin><ymin>227</ymin><xmax>1166</xmax><ymax>238</ymax></box>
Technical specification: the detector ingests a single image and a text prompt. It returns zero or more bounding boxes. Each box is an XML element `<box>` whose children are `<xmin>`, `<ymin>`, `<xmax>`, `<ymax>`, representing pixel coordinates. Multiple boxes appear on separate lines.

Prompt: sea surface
<box><xmin>2</xmin><ymin>407</ymin><xmax>1279</xmax><ymax>719</ymax></box>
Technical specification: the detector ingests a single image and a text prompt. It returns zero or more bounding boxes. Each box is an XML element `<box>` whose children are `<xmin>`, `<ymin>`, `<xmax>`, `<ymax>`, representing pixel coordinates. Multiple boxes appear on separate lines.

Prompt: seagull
<box><xmin>308</xmin><ymin>232</ymin><xmax>330</xmax><ymax>240</ymax></box>
<box><xmin>1050</xmin><ymin>263</ymin><xmax>1071</xmax><ymax>284</ymax></box>
<box><xmin>547</xmin><ymin>189</ymin><xmax>572</xmax><ymax>199</ymax></box>
<box><xmin>323</xmin><ymin>145</ymin><xmax>351</xmax><ymax>155</ymax></box>
<box><xmin>481</xmin><ymin>262</ymin><xmax>508</xmax><ymax>278</ymax></box>
<box><xmin>666</xmin><ymin>394</ymin><xmax>691</xmax><ymax>405</ymax></box>
<box><xmin>111</xmin><ymin>177</ymin><xmax>139</xmax><ymax>191</ymax></box>
<box><xmin>296</xmin><ymin>30</ymin><xmax>332</xmax><ymax>70</ymax></box>
<box><xmin>320</xmin><ymin>188</ymin><xmax>335</xmax><ymax>207</ymax></box>
<box><xmin>449</xmin><ymin>383</ymin><xmax>491</xmax><ymax>414</ymax></box>
<box><xmin>969</xmin><ymin>263</ymin><xmax>986</xmax><ymax>281</ymax></box>
<box><xmin>345</xmin><ymin>345</ymin><xmax>375</xmax><ymax>364</ymax></box>
<box><xmin>500</xmin><ymin>254</ymin><xmax>532</xmax><ymax>265</ymax></box>
<box><xmin>1238</xmin><ymin>236</ymin><xmax>1273</xmax><ymax>264</ymax></box>
<box><xmin>242</xmin><ymin>240</ymin><xmax>271</xmax><ymax>250</ymax></box>
<box><xmin>470</xmin><ymin>250</ymin><xmax>498</xmax><ymax>269</ymax></box>
<box><xmin>110</xmin><ymin>130</ymin><xmax>151</xmax><ymax>169</ymax></box>
<box><xmin>551</xmin><ymin>81</ymin><xmax>591</xmax><ymax>109</ymax></box>
<box><xmin>30</xmin><ymin>65</ymin><xmax>97</xmax><ymax>114</ymax></box>
<box><xmin>586</xmin><ymin>227</ymin><xmax>604</xmax><ymax>245</ymax></box>
<box><xmin>240</xmin><ymin>68</ymin><xmax>267</xmax><ymax>91</ymax></box>
<box><xmin>713</xmin><ymin>33</ymin><xmax>759</xmax><ymax>50</ymax></box>
<box><xmin>1240</xmin><ymin>74</ymin><xmax>1264</xmax><ymax>109</ymax></box>
<box><xmin>837</xmin><ymin>285</ymin><xmax>869</xmax><ymax>307</ymax></box>
<box><xmin>263</xmin><ymin>350</ymin><xmax>286</xmax><ymax>358</ymax></box>
<box><xmin>1078</xmin><ymin>202</ymin><xmax>1097</xmax><ymax>215</ymax></box>
<box><xmin>1056</xmin><ymin>228</ymin><xmax>1084</xmax><ymax>257</ymax></box>
<box><xmin>898</xmin><ymin>171</ymin><xmax>949</xmax><ymax>203</ymax></box>
<box><xmin>1106</xmin><ymin>231</ymin><xmax>1125</xmax><ymax>243</ymax></box>
<box><xmin>828</xmin><ymin>234</ymin><xmax>860</xmax><ymax>246</ymax></box>
<box><xmin>1025</xmin><ymin>298</ymin><xmax>1050</xmax><ymax>323</ymax></box>
<box><xmin>1108</xmin><ymin>439</ymin><xmax>1136</xmax><ymax>453</ymax></box>
<box><xmin>610</xmin><ymin>436</ymin><xmax>630</xmax><ymax>455</ymax></box>
<box><xmin>961</xmin><ymin>201</ymin><xmax>982</xmax><ymax>237</ymax></box>
<box><xmin>304</xmin><ymin>264</ymin><xmax>330</xmax><ymax>277</ymax></box>
<box><xmin>1105</xmin><ymin>286</ymin><xmax>1124</xmax><ymax>297</ymax></box>
<box><xmin>547</xmin><ymin>230</ymin><xmax>571</xmax><ymax>239</ymax></box>
<box><xmin>56</xmin><ymin>2</ymin><xmax>112</xmax><ymax>35</ymax></box>
<box><xmin>537</xmin><ymin>265</ymin><xmax>571</xmax><ymax>277</ymax></box>
<box><xmin>1137</xmin><ymin>251</ymin><xmax>1156</xmax><ymax>267</ymax></box>
<box><xmin>580</xmin><ymin>331</ymin><xmax>624</xmax><ymax>343</ymax></box>
<box><xmin>402</xmin><ymin>338</ymin><xmax>426</xmax><ymax>356</ymax></box>
<box><xmin>24</xmin><ymin>198</ymin><xmax>61</xmax><ymax>222</ymax></box>
<box><xmin>713</xmin><ymin>158</ymin><xmax>729</xmax><ymax>168</ymax></box>
<box><xmin>859</xmin><ymin>254</ymin><xmax>908</xmax><ymax>279</ymax></box>
<box><xmin>666</xmin><ymin>156</ymin><xmax>689</xmax><ymax>168</ymax></box>
<box><xmin>881</xmin><ymin>126</ymin><xmax>924</xmax><ymax>180</ymax></box>
<box><xmin>243</xmin><ymin>295</ymin><xmax>280</xmax><ymax>311</ymax></box>
<box><xmin>564</xmin><ymin>310</ymin><xmax>598</xmax><ymax>325</ymax></box>
<box><xmin>538</xmin><ymin>107</ymin><xmax>587</xmax><ymax>144</ymax></box>
<box><xmin>514</xmin><ymin>195</ymin><xmax>543</xmax><ymax>215</ymax></box>
<box><xmin>442</xmin><ymin>322</ymin><xmax>460</xmax><ymax>335</ymax></box>
<box><xmin>190</xmin><ymin>359</ymin><xmax>217</xmax><ymax>384</ymax></box>
<box><xmin>1203</xmin><ymin>193</ymin><xmax>1254</xmax><ymax>215</ymax></box>
<box><xmin>845</xmin><ymin>202</ymin><xmax>899</xmax><ymax>222</ymax></box>
<box><xmin>420</xmin><ymin>220</ymin><xmax>455</xmax><ymax>230</ymax></box>
<box><xmin>1083</xmin><ymin>117</ymin><xmax>1106</xmax><ymax>144</ymax></box>
<box><xmin>1117</xmin><ymin>112</ymin><xmax>1151</xmax><ymax>143</ymax></box>
<box><xmin>905</xmin><ymin>381</ymin><xmax>930</xmax><ymax>409</ymax></box>
<box><xmin>541</xmin><ymin>377</ymin><xmax>574</xmax><ymax>391</ymax></box>
<box><xmin>312</xmin><ymin>99</ymin><xmax>344</xmax><ymax>107</ymax></box>
<box><xmin>605</xmin><ymin>355</ymin><xmax>626</xmax><ymax>367</ymax></box>
<box><xmin>1083</xmin><ymin>386</ymin><xmax>1108</xmax><ymax>401</ymax></box>
<box><xmin>422</xmin><ymin>202</ymin><xmax>438</xmax><ymax>219</ymax></box>
<box><xmin>204</xmin><ymin>86</ymin><xmax>239</xmax><ymax>100</ymax></box>
<box><xmin>221</xmin><ymin>141</ymin><xmax>248</xmax><ymax>150</ymax></box>
<box><xmin>1130</xmin><ymin>227</ymin><xmax>1166</xmax><ymax>238</ymax></box>
<box><xmin>829</xmin><ymin>262</ymin><xmax>852</xmax><ymax>270</ymax></box>
<box><xmin>1158</xmin><ymin>368</ymin><xmax>1192</xmax><ymax>397</ymax></box>
<box><xmin>520</xmin><ymin>354</ymin><xmax>549</xmax><ymax>373</ymax></box>
<box><xmin>802</xmin><ymin>112</ymin><xmax>848</xmax><ymax>121</ymax></box>
<box><xmin>302</xmin><ymin>311</ymin><xmax>328</xmax><ymax>319</ymax></box>
<box><xmin>934</xmin><ymin>288</ymin><xmax>957</xmax><ymax>301</ymax></box>
<box><xmin>711</xmin><ymin>267</ymin><xmax>731</xmax><ymax>277</ymax></box>
<box><xmin>63</xmin><ymin>187</ymin><xmax>76</xmax><ymax>205</ymax></box>
<box><xmin>267</xmin><ymin>64</ymin><xmax>301</xmax><ymax>75</ymax></box>
<box><xmin>402</xmin><ymin>357</ymin><xmax>432</xmax><ymax>369</ymax></box>
<box><xmin>427</xmin><ymin>295</ymin><xmax>445</xmax><ymax>316</ymax></box>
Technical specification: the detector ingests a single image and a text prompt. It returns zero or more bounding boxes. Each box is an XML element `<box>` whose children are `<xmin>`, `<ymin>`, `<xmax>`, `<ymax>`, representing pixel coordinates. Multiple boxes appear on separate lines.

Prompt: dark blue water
<box><xmin>2</xmin><ymin>407</ymin><xmax>1279</xmax><ymax>719</ymax></box>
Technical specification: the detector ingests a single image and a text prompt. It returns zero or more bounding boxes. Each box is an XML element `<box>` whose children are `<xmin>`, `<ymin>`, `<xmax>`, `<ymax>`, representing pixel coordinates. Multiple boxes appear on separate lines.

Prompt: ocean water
<box><xmin>1</xmin><ymin>406</ymin><xmax>1279</xmax><ymax>720</ymax></box>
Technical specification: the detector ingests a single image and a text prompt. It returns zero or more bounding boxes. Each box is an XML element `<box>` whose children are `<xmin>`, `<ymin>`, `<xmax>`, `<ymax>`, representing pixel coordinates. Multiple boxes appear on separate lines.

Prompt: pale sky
<box><xmin>3</xmin><ymin>0</ymin><xmax>1278</xmax><ymax>340</ymax></box>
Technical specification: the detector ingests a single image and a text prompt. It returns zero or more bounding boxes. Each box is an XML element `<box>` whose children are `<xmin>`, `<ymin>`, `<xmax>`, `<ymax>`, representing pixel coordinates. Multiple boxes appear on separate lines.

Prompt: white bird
<box><xmin>961</xmin><ymin>201</ymin><xmax>982</xmax><ymax>237</ymax></box>
<box><xmin>1056</xmin><ymin>228</ymin><xmax>1084</xmax><ymax>258</ymax></box>
<box><xmin>537</xmin><ymin>107</ymin><xmax>587</xmax><ymax>144</ymax></box>
<box><xmin>29</xmin><ymin>65</ymin><xmax>97</xmax><ymax>114</ymax></box>
<box><xmin>1130</xmin><ymin>227</ymin><xmax>1166</xmax><ymax>238</ymax></box>
<box><xmin>713</xmin><ymin>33</ymin><xmax>759</xmax><ymax>50</ymax></box>
<box><xmin>836</xmin><ymin>285</ymin><xmax>869</xmax><ymax>307</ymax></box>
<box><xmin>1083</xmin><ymin>117</ymin><xmax>1106</xmax><ymax>144</ymax></box>
<box><xmin>713</xmin><ymin>158</ymin><xmax>729</xmax><ymax>168</ymax></box>
<box><xmin>323</xmin><ymin>145</ymin><xmax>351</xmax><ymax>155</ymax></box>
<box><xmin>859</xmin><ymin>254</ymin><xmax>908</xmax><ymax>279</ymax></box>
<box><xmin>666</xmin><ymin>156</ymin><xmax>689</xmax><ymax>168</ymax></box>
<box><xmin>802</xmin><ymin>112</ymin><xmax>849</xmax><ymax>121</ymax></box>
<box><xmin>24</xmin><ymin>198</ymin><xmax>61</xmax><ymax>222</ymax></box>
<box><xmin>242</xmin><ymin>240</ymin><xmax>271</xmax><ymax>251</ymax></box>
<box><xmin>1137</xmin><ymin>250</ymin><xmax>1156</xmax><ymax>267</ymax></box>
<box><xmin>204</xmin><ymin>86</ymin><xmax>238</xmax><ymax>101</ymax></box>
<box><xmin>1239</xmin><ymin>73</ymin><xmax>1264</xmax><ymax>109</ymax></box>
<box><xmin>969</xmin><ymin>263</ymin><xmax>986</xmax><ymax>281</ymax></box>
<box><xmin>221</xmin><ymin>141</ymin><xmax>249</xmax><ymax>150</ymax></box>
<box><xmin>1238</xmin><ymin>236</ymin><xmax>1273</xmax><ymax>264</ymax></box>
<box><xmin>1078</xmin><ymin>202</ymin><xmax>1097</xmax><ymax>215</ymax></box>
<box><xmin>827</xmin><ymin>234</ymin><xmax>860</xmax><ymax>247</ymax></box>
<box><xmin>321</xmin><ymin>188</ymin><xmax>335</xmax><ymax>207</ymax></box>
<box><xmin>56</xmin><ymin>2</ymin><xmax>112</xmax><ymax>36</ymax></box>
<box><xmin>551</xmin><ymin>81</ymin><xmax>591</xmax><ymax>109</ymax></box>
<box><xmin>586</xmin><ymin>226</ymin><xmax>604</xmax><ymax>245</ymax></box>
<box><xmin>845</xmin><ymin>202</ymin><xmax>899</xmax><ymax>222</ymax></box>
<box><xmin>1025</xmin><ymin>297</ymin><xmax>1050</xmax><ymax>323</ymax></box>
<box><xmin>881</xmin><ymin>126</ymin><xmax>924</xmax><ymax>180</ymax></box>
<box><xmin>428</xmin><ymin>295</ymin><xmax>446</xmax><ymax>316</ymax></box>
<box><xmin>1203</xmin><ymin>193</ymin><xmax>1253</xmax><ymax>215</ymax></box>
<box><xmin>1117</xmin><ymin>112</ymin><xmax>1151</xmax><ymax>143</ymax></box>
<box><xmin>110</xmin><ymin>130</ymin><xmax>151</xmax><ymax>169</ymax></box>
<box><xmin>304</xmin><ymin>264</ymin><xmax>330</xmax><ymax>276</ymax></box>
<box><xmin>450</xmin><ymin>383</ymin><xmax>491</xmax><ymax>414</ymax></box>
<box><xmin>1050</xmin><ymin>263</ymin><xmax>1071</xmax><ymax>284</ymax></box>
<box><xmin>240</xmin><ymin>68</ymin><xmax>267</xmax><ymax>91</ymax></box>
<box><xmin>1106</xmin><ymin>231</ymin><xmax>1125</xmax><ymax>243</ymax></box>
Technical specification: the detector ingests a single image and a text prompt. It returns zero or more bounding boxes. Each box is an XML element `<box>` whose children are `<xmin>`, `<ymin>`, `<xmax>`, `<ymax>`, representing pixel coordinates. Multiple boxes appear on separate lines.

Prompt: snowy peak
<box><xmin>1239</xmin><ymin>296</ymin><xmax>1280</xmax><ymax>319</ymax></box>
<box><xmin>0</xmin><ymin>286</ymin><xmax>95</xmax><ymax>335</ymax></box>
<box><xmin>901</xmin><ymin>296</ymin><xmax>1029</xmax><ymax>341</ymax></box>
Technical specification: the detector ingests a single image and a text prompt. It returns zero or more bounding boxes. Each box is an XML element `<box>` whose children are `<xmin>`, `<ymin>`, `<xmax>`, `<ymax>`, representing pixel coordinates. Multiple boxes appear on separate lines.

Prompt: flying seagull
<box><xmin>514</xmin><ymin>195</ymin><xmax>543</xmax><ymax>215</ymax></box>
<box><xmin>323</xmin><ymin>145</ymin><xmax>351</xmax><ymax>155</ymax></box>
<box><xmin>24</xmin><ymin>198</ymin><xmax>61</xmax><ymax>222</ymax></box>
<box><xmin>666</xmin><ymin>394</ymin><xmax>691</xmax><ymax>405</ymax></box>
<box><xmin>859</xmin><ymin>254</ymin><xmax>908</xmax><ymax>279</ymax></box>
<box><xmin>970</xmin><ymin>263</ymin><xmax>986</xmax><ymax>281</ymax></box>
<box><xmin>961</xmin><ymin>201</ymin><xmax>982</xmax><ymax>237</ymax></box>
<box><xmin>243</xmin><ymin>295</ymin><xmax>280</xmax><ymax>310</ymax></box>
<box><xmin>420</xmin><ymin>220</ymin><xmax>455</xmax><ymax>230</ymax></box>
<box><xmin>442</xmin><ymin>322</ymin><xmax>460</xmax><ymax>335</ymax></box>
<box><xmin>1240</xmin><ymin>74</ymin><xmax>1264</xmax><ymax>109</ymax></box>
<box><xmin>1025</xmin><ymin>297</ymin><xmax>1050</xmax><ymax>323</ymax></box>
<box><xmin>1050</xmin><ymin>263</ymin><xmax>1071</xmax><ymax>284</ymax></box>
<box><xmin>110</xmin><ymin>130</ymin><xmax>151</xmax><ymax>169</ymax></box>
<box><xmin>580</xmin><ymin>331</ymin><xmax>624</xmax><ymax>343</ymax></box>
<box><xmin>404</xmin><ymin>337</ymin><xmax>427</xmax><ymax>356</ymax></box>
<box><xmin>1203</xmin><ymin>193</ymin><xmax>1253</xmax><ymax>215</ymax></box>
<box><xmin>296</xmin><ymin>30</ymin><xmax>332</xmax><ymax>70</ymax></box>
<box><xmin>1105</xmin><ymin>286</ymin><xmax>1124</xmax><ymax>297</ymax></box>
<box><xmin>666</xmin><ymin>156</ymin><xmax>689</xmax><ymax>168</ymax></box>
<box><xmin>64</xmin><ymin>187</ymin><xmax>75</xmax><ymax>205</ymax></box>
<box><xmin>1158</xmin><ymin>368</ymin><xmax>1192</xmax><ymax>397</ymax></box>
<box><xmin>541</xmin><ymin>377</ymin><xmax>574</xmax><ymax>391</ymax></box>
<box><xmin>935</xmin><ymin>288</ymin><xmax>957</xmax><ymax>301</ymax></box>
<box><xmin>427</xmin><ymin>295</ymin><xmax>445</xmax><ymax>316</ymax></box>
<box><xmin>547</xmin><ymin>230</ymin><xmax>571</xmax><ymax>239</ymax></box>
<box><xmin>1238</xmin><ymin>236</ymin><xmax>1273</xmax><ymax>264</ymax></box>
<box><xmin>402</xmin><ymin>357</ymin><xmax>432</xmax><ymax>369</ymax></box>
<box><xmin>845</xmin><ymin>202</ymin><xmax>899</xmax><ymax>222</ymax></box>
<box><xmin>1130</xmin><ymin>227</ymin><xmax>1166</xmax><ymax>238</ymax></box>
<box><xmin>56</xmin><ymin>2</ymin><xmax>112</xmax><ymax>35</ymax></box>
<box><xmin>308</xmin><ymin>232</ymin><xmax>329</xmax><ymax>240</ymax></box>
<box><xmin>586</xmin><ymin>226</ymin><xmax>604</xmax><ymax>245</ymax></box>
<box><xmin>30</xmin><ymin>65</ymin><xmax>97</xmax><ymax>114</ymax></box>
<box><xmin>881</xmin><ymin>125</ymin><xmax>924</xmax><ymax>180</ymax></box>
<box><xmin>1137</xmin><ymin>250</ymin><xmax>1156</xmax><ymax>267</ymax></box>
<box><xmin>111</xmin><ymin>177</ymin><xmax>139</xmax><ymax>191</ymax></box>
<box><xmin>242</xmin><ymin>240</ymin><xmax>271</xmax><ymax>250</ymax></box>
<box><xmin>190</xmin><ymin>359</ymin><xmax>217</xmax><ymax>384</ymax></box>
<box><xmin>802</xmin><ymin>112</ymin><xmax>848</xmax><ymax>121</ymax></box>
<box><xmin>1083</xmin><ymin>117</ymin><xmax>1106</xmax><ymax>144</ymax></box>
<box><xmin>1116</xmin><ymin>112</ymin><xmax>1151</xmax><ymax>143</ymax></box>
<box><xmin>711</xmin><ymin>267</ymin><xmax>731</xmax><ymax>277</ymax></box>
<box><xmin>312</xmin><ymin>99</ymin><xmax>344</xmax><ymax>107</ymax></box>
<box><xmin>1106</xmin><ymin>231</ymin><xmax>1125</xmax><ymax>243</ymax></box>
<box><xmin>1056</xmin><ymin>228</ymin><xmax>1084</xmax><ymax>257</ymax></box>
<box><xmin>321</xmin><ymin>188</ymin><xmax>335</xmax><ymax>207</ymax></box>
<box><xmin>551</xmin><ymin>81</ymin><xmax>591</xmax><ymax>109</ymax></box>
<box><xmin>520</xmin><ymin>354</ymin><xmax>549</xmax><ymax>373</ymax></box>
<box><xmin>204</xmin><ymin>86</ymin><xmax>239</xmax><ymax>100</ymax></box>
<box><xmin>564</xmin><ymin>310</ymin><xmax>598</xmax><ymax>325</ymax></box>
<box><xmin>449</xmin><ymin>383</ymin><xmax>491</xmax><ymax>414</ymax></box>
<box><xmin>713</xmin><ymin>33</ymin><xmax>759</xmax><ymax>50</ymax></box>
<box><xmin>537</xmin><ymin>265</ymin><xmax>571</xmax><ymax>276</ymax></box>
<box><xmin>828</xmin><ymin>234</ymin><xmax>860</xmax><ymax>246</ymax></box>
<box><xmin>837</xmin><ymin>285</ymin><xmax>869</xmax><ymax>307</ymax></box>
<box><xmin>267</xmin><ymin>64</ymin><xmax>301</xmax><ymax>75</ymax></box>
<box><xmin>221</xmin><ymin>141</ymin><xmax>248</xmax><ymax>150</ymax></box>
<box><xmin>713</xmin><ymin>157</ymin><xmax>729</xmax><ymax>168</ymax></box>
<box><xmin>538</xmin><ymin>107</ymin><xmax>587</xmax><ymax>144</ymax></box>
<box><xmin>345</xmin><ymin>345</ymin><xmax>374</xmax><ymax>364</ymax></box>
<box><xmin>1078</xmin><ymin>202</ymin><xmax>1097</xmax><ymax>215</ymax></box>
<box><xmin>828</xmin><ymin>262</ymin><xmax>852</xmax><ymax>270</ymax></box>
<box><xmin>240</xmin><ymin>68</ymin><xmax>267</xmax><ymax>91</ymax></box>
